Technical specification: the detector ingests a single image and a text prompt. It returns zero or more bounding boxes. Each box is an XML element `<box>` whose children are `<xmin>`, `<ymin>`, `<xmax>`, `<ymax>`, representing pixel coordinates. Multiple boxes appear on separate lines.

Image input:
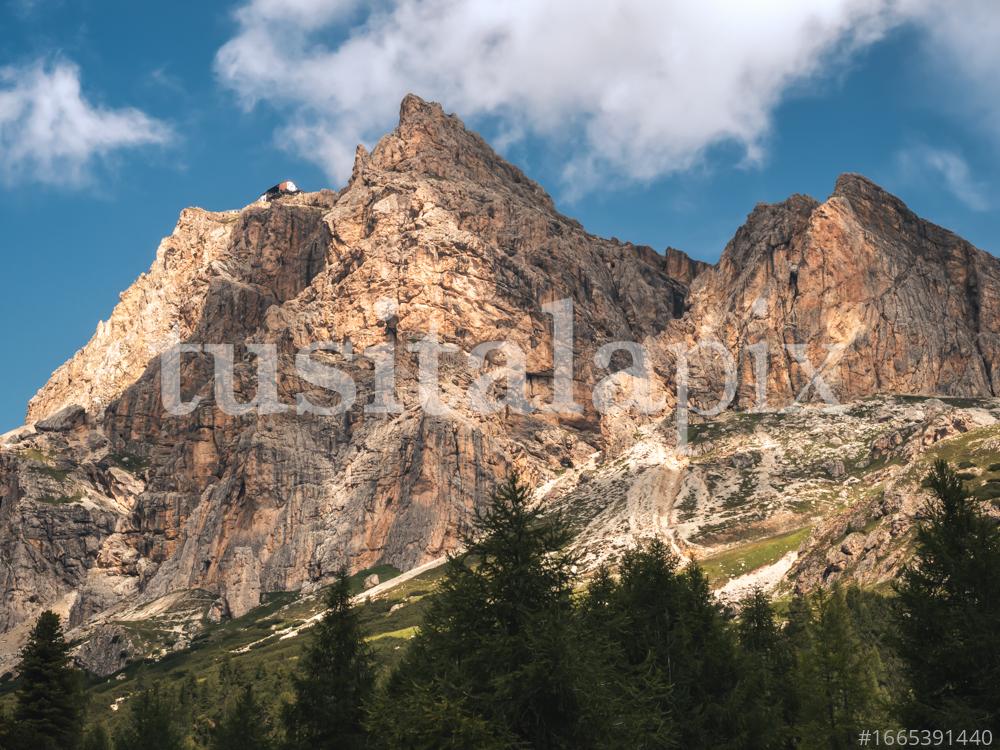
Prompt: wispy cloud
<box><xmin>0</xmin><ymin>59</ymin><xmax>172</xmax><ymax>186</ymax></box>
<box><xmin>904</xmin><ymin>0</ymin><xmax>1000</xmax><ymax>132</ymax></box>
<box><xmin>215</xmin><ymin>0</ymin><xmax>912</xmax><ymax>193</ymax></box>
<box><xmin>896</xmin><ymin>145</ymin><xmax>990</xmax><ymax>211</ymax></box>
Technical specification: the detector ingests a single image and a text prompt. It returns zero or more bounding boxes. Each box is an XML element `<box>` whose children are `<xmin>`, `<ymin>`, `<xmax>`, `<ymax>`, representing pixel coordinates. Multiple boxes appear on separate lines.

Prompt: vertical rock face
<box><xmin>664</xmin><ymin>247</ymin><xmax>711</xmax><ymax>286</ymax></box>
<box><xmin>2</xmin><ymin>95</ymin><xmax>1000</xmax><ymax>673</ymax></box>
<box><xmin>672</xmin><ymin>174</ymin><xmax>1000</xmax><ymax>408</ymax></box>
<box><xmin>26</xmin><ymin>193</ymin><xmax>338</xmax><ymax>423</ymax></box>
<box><xmin>0</xmin><ymin>96</ymin><xmax>697</xmax><ymax>667</ymax></box>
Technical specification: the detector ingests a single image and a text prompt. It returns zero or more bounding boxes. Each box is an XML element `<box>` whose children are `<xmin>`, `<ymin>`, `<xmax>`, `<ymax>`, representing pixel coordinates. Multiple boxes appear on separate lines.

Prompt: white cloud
<box><xmin>897</xmin><ymin>145</ymin><xmax>989</xmax><ymax>211</ymax></box>
<box><xmin>0</xmin><ymin>60</ymin><xmax>171</xmax><ymax>186</ymax></box>
<box><xmin>903</xmin><ymin>0</ymin><xmax>1000</xmax><ymax>130</ymax></box>
<box><xmin>216</xmin><ymin>0</ymin><xmax>915</xmax><ymax>191</ymax></box>
<box><xmin>215</xmin><ymin>0</ymin><xmax>1000</xmax><ymax>195</ymax></box>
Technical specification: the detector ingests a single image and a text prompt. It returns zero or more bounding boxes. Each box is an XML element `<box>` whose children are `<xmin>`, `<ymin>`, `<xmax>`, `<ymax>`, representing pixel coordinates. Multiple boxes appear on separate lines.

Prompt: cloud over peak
<box><xmin>216</xmin><ymin>0</ymin><xmax>920</xmax><ymax>192</ymax></box>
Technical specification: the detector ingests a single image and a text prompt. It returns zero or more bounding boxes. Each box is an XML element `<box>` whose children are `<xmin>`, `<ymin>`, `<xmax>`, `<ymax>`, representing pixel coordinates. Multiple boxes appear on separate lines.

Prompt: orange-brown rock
<box><xmin>1</xmin><ymin>96</ymin><xmax>697</xmax><ymax>672</ymax></box>
<box><xmin>2</xmin><ymin>95</ymin><xmax>1000</xmax><ymax>674</ymax></box>
<box><xmin>671</xmin><ymin>174</ymin><xmax>1000</xmax><ymax>408</ymax></box>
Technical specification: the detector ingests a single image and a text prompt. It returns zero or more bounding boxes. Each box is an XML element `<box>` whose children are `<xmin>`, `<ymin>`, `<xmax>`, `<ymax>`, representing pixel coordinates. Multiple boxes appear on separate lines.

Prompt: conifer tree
<box><xmin>282</xmin><ymin>570</ymin><xmax>375</xmax><ymax>750</ymax></box>
<box><xmin>792</xmin><ymin>587</ymin><xmax>884</xmax><ymax>749</ymax></box>
<box><xmin>604</xmin><ymin>539</ymin><xmax>743</xmax><ymax>747</ymax></box>
<box><xmin>783</xmin><ymin>591</ymin><xmax>812</xmax><ymax>647</ymax></box>
<box><xmin>113</xmin><ymin>686</ymin><xmax>188</xmax><ymax>750</ymax></box>
<box><xmin>81</xmin><ymin>724</ymin><xmax>112</xmax><ymax>750</ymax></box>
<box><xmin>374</xmin><ymin>473</ymin><xmax>655</xmax><ymax>749</ymax></box>
<box><xmin>212</xmin><ymin>684</ymin><xmax>273</xmax><ymax>750</ymax></box>
<box><xmin>736</xmin><ymin>588</ymin><xmax>792</xmax><ymax>749</ymax></box>
<box><xmin>738</xmin><ymin>587</ymin><xmax>781</xmax><ymax>653</ymax></box>
<box><xmin>896</xmin><ymin>460</ymin><xmax>1000</xmax><ymax>729</ymax></box>
<box><xmin>578</xmin><ymin>564</ymin><xmax>674</xmax><ymax>749</ymax></box>
<box><xmin>10</xmin><ymin>610</ymin><xmax>84</xmax><ymax>750</ymax></box>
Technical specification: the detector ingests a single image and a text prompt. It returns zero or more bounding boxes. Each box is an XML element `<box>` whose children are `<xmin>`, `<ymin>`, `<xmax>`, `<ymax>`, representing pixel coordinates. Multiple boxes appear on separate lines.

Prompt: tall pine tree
<box><xmin>112</xmin><ymin>686</ymin><xmax>188</xmax><ymax>750</ymax></box>
<box><xmin>282</xmin><ymin>570</ymin><xmax>375</xmax><ymax>750</ymax></box>
<box><xmin>791</xmin><ymin>587</ymin><xmax>885</xmax><ymax>749</ymax></box>
<box><xmin>212</xmin><ymin>684</ymin><xmax>273</xmax><ymax>750</ymax></box>
<box><xmin>735</xmin><ymin>587</ymin><xmax>793</xmax><ymax>749</ymax></box>
<box><xmin>896</xmin><ymin>460</ymin><xmax>1000</xmax><ymax>729</ymax></box>
<box><xmin>373</xmin><ymin>473</ymin><xmax>658</xmax><ymax>749</ymax></box>
<box><xmin>9</xmin><ymin>610</ymin><xmax>84</xmax><ymax>750</ymax></box>
<box><xmin>602</xmin><ymin>539</ymin><xmax>743</xmax><ymax>747</ymax></box>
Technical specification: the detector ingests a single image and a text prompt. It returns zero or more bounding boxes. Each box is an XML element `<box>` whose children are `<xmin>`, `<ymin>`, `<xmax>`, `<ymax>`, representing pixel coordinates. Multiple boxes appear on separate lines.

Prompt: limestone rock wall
<box><xmin>3</xmin><ymin>95</ymin><xmax>1000</xmax><ymax>674</ymax></box>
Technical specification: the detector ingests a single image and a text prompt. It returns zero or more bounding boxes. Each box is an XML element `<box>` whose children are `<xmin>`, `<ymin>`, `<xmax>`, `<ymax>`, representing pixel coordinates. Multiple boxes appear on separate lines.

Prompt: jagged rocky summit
<box><xmin>2</xmin><ymin>94</ymin><xmax>999</xmax><ymax>675</ymax></box>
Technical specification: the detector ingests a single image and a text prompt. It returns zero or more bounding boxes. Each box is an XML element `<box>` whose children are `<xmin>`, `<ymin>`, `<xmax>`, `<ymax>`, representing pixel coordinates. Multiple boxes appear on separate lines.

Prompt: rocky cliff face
<box><xmin>0</xmin><ymin>96</ymin><xmax>699</xmax><ymax>671</ymax></box>
<box><xmin>27</xmin><ymin>193</ymin><xmax>338</xmax><ymax>423</ymax></box>
<box><xmin>2</xmin><ymin>94</ymin><xmax>999</xmax><ymax>675</ymax></box>
<box><xmin>670</xmin><ymin>174</ymin><xmax>1000</xmax><ymax>409</ymax></box>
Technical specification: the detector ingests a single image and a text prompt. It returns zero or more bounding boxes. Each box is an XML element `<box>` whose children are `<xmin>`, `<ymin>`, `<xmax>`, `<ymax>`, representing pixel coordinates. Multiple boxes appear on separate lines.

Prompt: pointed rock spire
<box><xmin>365</xmin><ymin>93</ymin><xmax>555</xmax><ymax>210</ymax></box>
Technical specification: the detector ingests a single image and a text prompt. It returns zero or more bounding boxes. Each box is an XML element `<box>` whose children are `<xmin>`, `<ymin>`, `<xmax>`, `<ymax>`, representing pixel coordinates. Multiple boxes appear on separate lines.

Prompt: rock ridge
<box><xmin>3</xmin><ymin>94</ymin><xmax>1000</xmax><ymax>674</ymax></box>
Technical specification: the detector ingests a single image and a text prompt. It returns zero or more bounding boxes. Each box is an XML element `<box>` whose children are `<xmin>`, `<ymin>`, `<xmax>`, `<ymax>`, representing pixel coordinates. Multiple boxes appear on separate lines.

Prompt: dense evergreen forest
<box><xmin>1</xmin><ymin>461</ymin><xmax>997</xmax><ymax>750</ymax></box>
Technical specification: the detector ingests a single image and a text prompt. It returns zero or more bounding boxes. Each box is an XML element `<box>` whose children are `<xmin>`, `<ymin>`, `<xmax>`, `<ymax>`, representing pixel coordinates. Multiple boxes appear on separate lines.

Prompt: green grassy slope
<box><xmin>0</xmin><ymin>563</ymin><xmax>445</xmax><ymax>738</ymax></box>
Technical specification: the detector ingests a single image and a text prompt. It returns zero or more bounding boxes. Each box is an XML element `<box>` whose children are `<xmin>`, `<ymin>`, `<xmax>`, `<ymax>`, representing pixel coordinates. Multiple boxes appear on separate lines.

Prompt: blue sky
<box><xmin>1</xmin><ymin>1</ymin><xmax>999</xmax><ymax>432</ymax></box>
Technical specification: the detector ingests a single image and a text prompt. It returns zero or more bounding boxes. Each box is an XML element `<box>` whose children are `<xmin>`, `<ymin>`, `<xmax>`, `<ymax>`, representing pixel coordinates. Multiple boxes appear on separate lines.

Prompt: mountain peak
<box><xmin>6</xmin><ymin>97</ymin><xmax>1000</xmax><ymax>681</ymax></box>
<box><xmin>832</xmin><ymin>171</ymin><xmax>882</xmax><ymax>196</ymax></box>
<box><xmin>390</xmin><ymin>92</ymin><xmax>476</xmax><ymax>156</ymax></box>
<box><xmin>831</xmin><ymin>172</ymin><xmax>912</xmax><ymax>219</ymax></box>
<box><xmin>398</xmin><ymin>92</ymin><xmax>449</xmax><ymax>126</ymax></box>
<box><xmin>362</xmin><ymin>94</ymin><xmax>555</xmax><ymax>209</ymax></box>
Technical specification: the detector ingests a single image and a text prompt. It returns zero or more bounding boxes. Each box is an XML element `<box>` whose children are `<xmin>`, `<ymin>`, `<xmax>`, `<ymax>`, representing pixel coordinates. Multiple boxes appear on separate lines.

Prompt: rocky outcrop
<box><xmin>791</xmin><ymin>401</ymin><xmax>1000</xmax><ymax>591</ymax></box>
<box><xmin>72</xmin><ymin>624</ymin><xmax>143</xmax><ymax>677</ymax></box>
<box><xmin>0</xmin><ymin>423</ymin><xmax>127</xmax><ymax>670</ymax></box>
<box><xmin>670</xmin><ymin>174</ymin><xmax>1000</xmax><ymax>409</ymax></box>
<box><xmin>0</xmin><ymin>95</ymin><xmax>699</xmax><ymax>671</ymax></box>
<box><xmin>26</xmin><ymin>192</ymin><xmax>338</xmax><ymax>424</ymax></box>
<box><xmin>3</xmin><ymin>94</ymin><xmax>1000</xmax><ymax>674</ymax></box>
<box><xmin>35</xmin><ymin>404</ymin><xmax>87</xmax><ymax>433</ymax></box>
<box><xmin>664</xmin><ymin>247</ymin><xmax>711</xmax><ymax>286</ymax></box>
<box><xmin>542</xmin><ymin>394</ymin><xmax>1000</xmax><ymax>597</ymax></box>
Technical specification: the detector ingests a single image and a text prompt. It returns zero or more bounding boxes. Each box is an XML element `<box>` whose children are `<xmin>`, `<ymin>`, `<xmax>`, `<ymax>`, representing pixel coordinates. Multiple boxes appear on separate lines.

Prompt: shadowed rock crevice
<box><xmin>2</xmin><ymin>95</ymin><xmax>1000</xmax><ymax>673</ymax></box>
